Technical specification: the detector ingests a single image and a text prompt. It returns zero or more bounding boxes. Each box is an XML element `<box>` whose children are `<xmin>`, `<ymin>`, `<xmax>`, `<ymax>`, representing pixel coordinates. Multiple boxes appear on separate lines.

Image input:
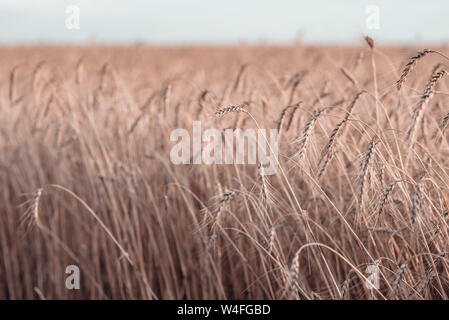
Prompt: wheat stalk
<box><xmin>293</xmin><ymin>107</ymin><xmax>325</xmax><ymax>160</ymax></box>
<box><xmin>285</xmin><ymin>102</ymin><xmax>301</xmax><ymax>132</ymax></box>
<box><xmin>214</xmin><ymin>104</ymin><xmax>248</xmax><ymax>117</ymax></box>
<box><xmin>288</xmin><ymin>78</ymin><xmax>300</xmax><ymax>106</ymax></box>
<box><xmin>364</xmin><ymin>36</ymin><xmax>375</xmax><ymax>50</ymax></box>
<box><xmin>317</xmin><ymin>148</ymin><xmax>334</xmax><ymax>179</ymax></box>
<box><xmin>290</xmin><ymin>250</ymin><xmax>301</xmax><ymax>300</ymax></box>
<box><xmin>99</xmin><ymin>62</ymin><xmax>109</xmax><ymax>91</ymax></box>
<box><xmin>258</xmin><ymin>163</ymin><xmax>272</xmax><ymax>207</ymax></box>
<box><xmin>352</xmin><ymin>51</ymin><xmax>364</xmax><ymax>71</ymax></box>
<box><xmin>411</xmin><ymin>175</ymin><xmax>425</xmax><ymax>223</ymax></box>
<box><xmin>232</xmin><ymin>64</ymin><xmax>248</xmax><ymax>92</ymax></box>
<box><xmin>275</xmin><ymin>105</ymin><xmax>291</xmax><ymax>132</ymax></box>
<box><xmin>357</xmin><ymin>138</ymin><xmax>378</xmax><ymax>209</ymax></box>
<box><xmin>340</xmin><ymin>67</ymin><xmax>357</xmax><ymax>86</ymax></box>
<box><xmin>378</xmin><ymin>180</ymin><xmax>402</xmax><ymax>215</ymax></box>
<box><xmin>211</xmin><ymin>190</ymin><xmax>234</xmax><ymax>221</ymax></box>
<box><xmin>407</xmin><ymin>69</ymin><xmax>447</xmax><ymax>141</ymax></box>
<box><xmin>9</xmin><ymin>66</ymin><xmax>19</xmax><ymax>104</ymax></box>
<box><xmin>196</xmin><ymin>89</ymin><xmax>209</xmax><ymax>117</ymax></box>
<box><xmin>318</xmin><ymin>91</ymin><xmax>365</xmax><ymax>168</ymax></box>
<box><xmin>392</xmin><ymin>261</ymin><xmax>409</xmax><ymax>295</ymax></box>
<box><xmin>397</xmin><ymin>49</ymin><xmax>434</xmax><ymax>90</ymax></box>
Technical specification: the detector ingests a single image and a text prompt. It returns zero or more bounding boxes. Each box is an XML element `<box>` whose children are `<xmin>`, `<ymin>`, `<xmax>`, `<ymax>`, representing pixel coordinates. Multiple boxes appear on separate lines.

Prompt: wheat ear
<box><xmin>378</xmin><ymin>180</ymin><xmax>402</xmax><ymax>215</ymax></box>
<box><xmin>318</xmin><ymin>91</ymin><xmax>365</xmax><ymax>167</ymax></box>
<box><xmin>293</xmin><ymin>107</ymin><xmax>325</xmax><ymax>160</ymax></box>
<box><xmin>407</xmin><ymin>69</ymin><xmax>447</xmax><ymax>141</ymax></box>
<box><xmin>357</xmin><ymin>138</ymin><xmax>378</xmax><ymax>209</ymax></box>
<box><xmin>411</xmin><ymin>175</ymin><xmax>425</xmax><ymax>223</ymax></box>
<box><xmin>397</xmin><ymin>49</ymin><xmax>434</xmax><ymax>90</ymax></box>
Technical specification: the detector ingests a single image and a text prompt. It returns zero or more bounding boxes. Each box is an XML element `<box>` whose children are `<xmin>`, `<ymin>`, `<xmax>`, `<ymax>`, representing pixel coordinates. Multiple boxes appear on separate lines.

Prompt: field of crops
<box><xmin>1</xmin><ymin>43</ymin><xmax>449</xmax><ymax>299</ymax></box>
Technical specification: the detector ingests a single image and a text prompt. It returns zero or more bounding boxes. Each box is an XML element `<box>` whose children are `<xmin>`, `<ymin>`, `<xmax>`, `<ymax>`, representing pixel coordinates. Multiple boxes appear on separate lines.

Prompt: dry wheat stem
<box><xmin>364</xmin><ymin>36</ymin><xmax>375</xmax><ymax>50</ymax></box>
<box><xmin>378</xmin><ymin>180</ymin><xmax>402</xmax><ymax>215</ymax></box>
<box><xmin>357</xmin><ymin>138</ymin><xmax>378</xmax><ymax>209</ymax></box>
<box><xmin>411</xmin><ymin>175</ymin><xmax>425</xmax><ymax>223</ymax></box>
<box><xmin>407</xmin><ymin>69</ymin><xmax>447</xmax><ymax>141</ymax></box>
<box><xmin>285</xmin><ymin>102</ymin><xmax>301</xmax><ymax>132</ymax></box>
<box><xmin>317</xmin><ymin>148</ymin><xmax>334</xmax><ymax>179</ymax></box>
<box><xmin>290</xmin><ymin>250</ymin><xmax>301</xmax><ymax>300</ymax></box>
<box><xmin>318</xmin><ymin>90</ymin><xmax>365</xmax><ymax>168</ymax></box>
<box><xmin>293</xmin><ymin>107</ymin><xmax>325</xmax><ymax>160</ymax></box>
<box><xmin>392</xmin><ymin>261</ymin><xmax>409</xmax><ymax>295</ymax></box>
<box><xmin>397</xmin><ymin>48</ymin><xmax>449</xmax><ymax>91</ymax></box>
<box><xmin>340</xmin><ymin>67</ymin><xmax>357</xmax><ymax>86</ymax></box>
<box><xmin>397</xmin><ymin>49</ymin><xmax>435</xmax><ymax>90</ymax></box>
<box><xmin>276</xmin><ymin>105</ymin><xmax>291</xmax><ymax>132</ymax></box>
<box><xmin>211</xmin><ymin>190</ymin><xmax>234</xmax><ymax>221</ymax></box>
<box><xmin>214</xmin><ymin>104</ymin><xmax>248</xmax><ymax>117</ymax></box>
<box><xmin>233</xmin><ymin>64</ymin><xmax>248</xmax><ymax>92</ymax></box>
<box><xmin>441</xmin><ymin>112</ymin><xmax>449</xmax><ymax>131</ymax></box>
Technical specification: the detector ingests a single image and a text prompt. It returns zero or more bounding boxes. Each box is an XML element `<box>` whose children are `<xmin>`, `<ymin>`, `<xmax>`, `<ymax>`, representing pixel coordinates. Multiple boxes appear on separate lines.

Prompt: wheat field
<box><xmin>1</xmin><ymin>43</ymin><xmax>449</xmax><ymax>300</ymax></box>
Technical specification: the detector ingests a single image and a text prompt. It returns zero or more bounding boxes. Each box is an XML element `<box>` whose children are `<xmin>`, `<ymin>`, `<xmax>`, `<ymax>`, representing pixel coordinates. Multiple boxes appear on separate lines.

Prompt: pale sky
<box><xmin>0</xmin><ymin>0</ymin><xmax>448</xmax><ymax>45</ymax></box>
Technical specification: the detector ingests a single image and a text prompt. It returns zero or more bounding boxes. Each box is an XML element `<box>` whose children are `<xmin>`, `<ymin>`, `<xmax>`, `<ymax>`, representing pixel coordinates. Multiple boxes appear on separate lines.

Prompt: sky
<box><xmin>0</xmin><ymin>0</ymin><xmax>448</xmax><ymax>45</ymax></box>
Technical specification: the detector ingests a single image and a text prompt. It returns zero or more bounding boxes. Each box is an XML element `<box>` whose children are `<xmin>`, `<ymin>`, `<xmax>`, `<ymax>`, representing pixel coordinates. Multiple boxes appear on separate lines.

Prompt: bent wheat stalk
<box><xmin>397</xmin><ymin>49</ymin><xmax>434</xmax><ymax>90</ymax></box>
<box><xmin>317</xmin><ymin>91</ymin><xmax>365</xmax><ymax>176</ymax></box>
<box><xmin>378</xmin><ymin>180</ymin><xmax>403</xmax><ymax>215</ymax></box>
<box><xmin>357</xmin><ymin>138</ymin><xmax>378</xmax><ymax>209</ymax></box>
<box><xmin>293</xmin><ymin>107</ymin><xmax>325</xmax><ymax>160</ymax></box>
<box><xmin>397</xmin><ymin>49</ymin><xmax>449</xmax><ymax>90</ymax></box>
<box><xmin>41</xmin><ymin>184</ymin><xmax>134</xmax><ymax>266</ymax></box>
<box><xmin>407</xmin><ymin>69</ymin><xmax>447</xmax><ymax>141</ymax></box>
<box><xmin>411</xmin><ymin>175</ymin><xmax>425</xmax><ymax>223</ymax></box>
